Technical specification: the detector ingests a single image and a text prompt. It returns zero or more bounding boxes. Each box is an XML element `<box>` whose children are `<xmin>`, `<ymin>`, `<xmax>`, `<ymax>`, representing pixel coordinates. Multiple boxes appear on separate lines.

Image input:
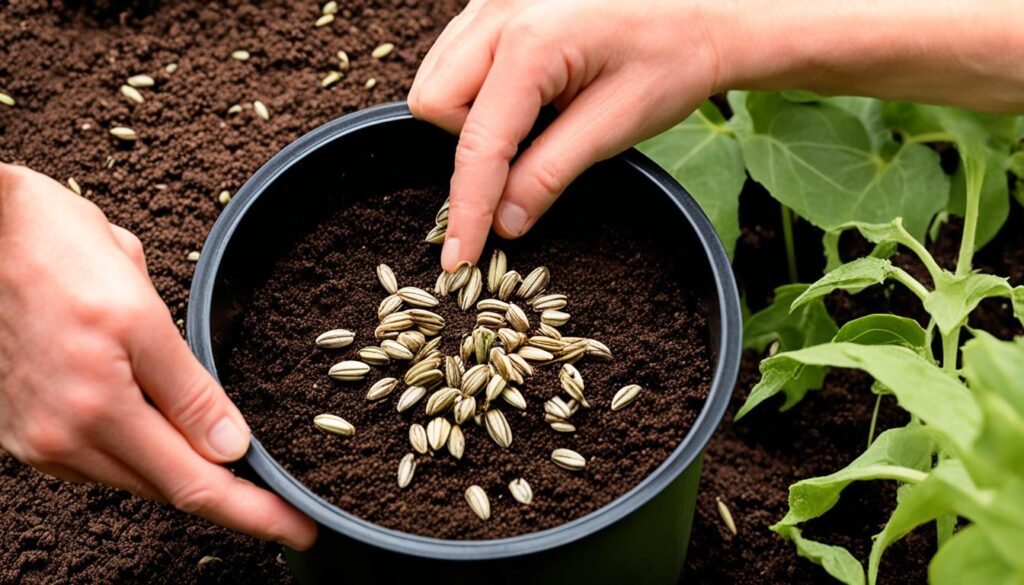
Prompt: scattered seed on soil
<box><xmin>315</xmin><ymin>329</ymin><xmax>354</xmax><ymax>349</ymax></box>
<box><xmin>186</xmin><ymin>251</ymin><xmax>201</xmax><ymax>262</ymax></box>
<box><xmin>364</xmin><ymin>78</ymin><xmax>377</xmax><ymax>90</ymax></box>
<box><xmin>227</xmin><ymin>104</ymin><xmax>243</xmax><ymax>115</ymax></box>
<box><xmin>508</xmin><ymin>478</ymin><xmax>532</xmax><ymax>505</ymax></box>
<box><xmin>426</xmin><ymin>417</ymin><xmax>452</xmax><ymax>451</ymax></box>
<box><xmin>551</xmin><ymin>448</ymin><xmax>585</xmax><ymax>471</ymax></box>
<box><xmin>518</xmin><ymin>266</ymin><xmax>549</xmax><ymax>298</ymax></box>
<box><xmin>322</xmin><ymin>0</ymin><xmax>338</xmax><ymax>15</ymax></box>
<box><xmin>218</xmin><ymin>190</ymin><xmax>232</xmax><ymax>205</ymax></box>
<box><xmin>164</xmin><ymin>63</ymin><xmax>178</xmax><ymax>73</ymax></box>
<box><xmin>611</xmin><ymin>384</ymin><xmax>642</xmax><ymax>411</ymax></box>
<box><xmin>550</xmin><ymin>421</ymin><xmax>576</xmax><ymax>433</ymax></box>
<box><xmin>126</xmin><ymin>74</ymin><xmax>154</xmax><ymax>88</ymax></box>
<box><xmin>253</xmin><ymin>100</ymin><xmax>269</xmax><ymax>120</ymax></box>
<box><xmin>67</xmin><ymin>178</ymin><xmax>81</xmax><ymax>195</ymax></box>
<box><xmin>315</xmin><ymin>14</ymin><xmax>334</xmax><ymax>27</ymax></box>
<box><xmin>366</xmin><ymin>377</ymin><xmax>399</xmax><ymax>401</ymax></box>
<box><xmin>465</xmin><ymin>485</ymin><xmax>490</xmax><ymax>520</ymax></box>
<box><xmin>540</xmin><ymin>310</ymin><xmax>570</xmax><ymax>326</ymax></box>
<box><xmin>396</xmin><ymin>385</ymin><xmax>426</xmax><ymax>413</ymax></box>
<box><xmin>408</xmin><ymin>424</ymin><xmax>428</xmax><ymax>454</ymax></box>
<box><xmin>314</xmin><ymin>414</ymin><xmax>355</xmax><ymax>436</ymax></box>
<box><xmin>371</xmin><ymin>43</ymin><xmax>394</xmax><ymax>59</ymax></box>
<box><xmin>485</xmin><ymin>409</ymin><xmax>512</xmax><ymax>448</ymax></box>
<box><xmin>716</xmin><ymin>498</ymin><xmax>737</xmax><ymax>535</ymax></box>
<box><xmin>109</xmin><ymin>127</ymin><xmax>138</xmax><ymax>141</ymax></box>
<box><xmin>397</xmin><ymin>286</ymin><xmax>438</xmax><ymax>308</ymax></box>
<box><xmin>120</xmin><ymin>85</ymin><xmax>145</xmax><ymax>104</ymax></box>
<box><xmin>0</xmin><ymin>92</ymin><xmax>15</xmax><ymax>107</ymax></box>
<box><xmin>321</xmin><ymin>71</ymin><xmax>342</xmax><ymax>88</ymax></box>
<box><xmin>447</xmin><ymin>425</ymin><xmax>465</xmax><ymax>459</ymax></box>
<box><xmin>328</xmin><ymin>360</ymin><xmax>370</xmax><ymax>381</ymax></box>
<box><xmin>487</xmin><ymin>249</ymin><xmax>507</xmax><ymax>293</ymax></box>
<box><xmin>397</xmin><ymin>453</ymin><xmax>416</xmax><ymax>488</ymax></box>
<box><xmin>231</xmin><ymin>50</ymin><xmax>251</xmax><ymax>61</ymax></box>
<box><xmin>337</xmin><ymin>50</ymin><xmax>350</xmax><ymax>69</ymax></box>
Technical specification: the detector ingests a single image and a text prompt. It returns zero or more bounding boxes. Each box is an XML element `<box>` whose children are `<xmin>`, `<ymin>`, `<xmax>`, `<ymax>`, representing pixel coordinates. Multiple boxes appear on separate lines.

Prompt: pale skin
<box><xmin>2</xmin><ymin>0</ymin><xmax>1022</xmax><ymax>549</ymax></box>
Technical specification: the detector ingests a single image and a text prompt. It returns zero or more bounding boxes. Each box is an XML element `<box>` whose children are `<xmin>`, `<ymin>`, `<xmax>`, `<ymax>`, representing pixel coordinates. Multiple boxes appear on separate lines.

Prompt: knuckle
<box><xmin>447</xmin><ymin>191</ymin><xmax>497</xmax><ymax>224</ymax></box>
<box><xmin>167</xmin><ymin>373</ymin><xmax>219</xmax><ymax>431</ymax></box>
<box><xmin>455</xmin><ymin>121</ymin><xmax>518</xmax><ymax>167</ymax></box>
<box><xmin>529</xmin><ymin>156</ymin><xmax>568</xmax><ymax>198</ymax></box>
<box><xmin>21</xmin><ymin>423</ymin><xmax>74</xmax><ymax>465</ymax></box>
<box><xmin>169</xmin><ymin>480</ymin><xmax>219</xmax><ymax>514</ymax></box>
<box><xmin>64</xmin><ymin>389</ymin><xmax>110</xmax><ymax>431</ymax></box>
<box><xmin>504</xmin><ymin>16</ymin><xmax>552</xmax><ymax>50</ymax></box>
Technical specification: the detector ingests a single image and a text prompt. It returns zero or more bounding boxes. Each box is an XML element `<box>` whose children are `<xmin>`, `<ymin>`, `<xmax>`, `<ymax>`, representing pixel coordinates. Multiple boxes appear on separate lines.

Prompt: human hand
<box><xmin>0</xmin><ymin>164</ymin><xmax>316</xmax><ymax>550</ymax></box>
<box><xmin>409</xmin><ymin>0</ymin><xmax>727</xmax><ymax>270</ymax></box>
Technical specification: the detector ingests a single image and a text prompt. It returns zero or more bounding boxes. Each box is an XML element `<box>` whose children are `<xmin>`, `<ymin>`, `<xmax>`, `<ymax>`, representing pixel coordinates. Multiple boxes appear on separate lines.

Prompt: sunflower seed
<box><xmin>406</xmin><ymin>368</ymin><xmax>443</xmax><ymax>387</ymax></box>
<box><xmin>445</xmin><ymin>356</ymin><xmax>463</xmax><ymax>387</ymax></box>
<box><xmin>397</xmin><ymin>385</ymin><xmax>427</xmax><ymax>412</ymax></box>
<box><xmin>198</xmin><ymin>555</ymin><xmax>222</xmax><ymax>566</ymax></box>
<box><xmin>530</xmin><ymin>294</ymin><xmax>566</xmax><ymax>312</ymax></box>
<box><xmin>376</xmin><ymin>264</ymin><xmax>398</xmax><ymax>294</ymax></box>
<box><xmin>322</xmin><ymin>0</ymin><xmax>338</xmax><ymax>15</ymax></box>
<box><xmin>544</xmin><ymin>413</ymin><xmax>566</xmax><ymax>424</ymax></box>
<box><xmin>120</xmin><ymin>85</ymin><xmax>145</xmax><ymax>104</ymax></box>
<box><xmin>315</xmin><ymin>13</ymin><xmax>334</xmax><ymax>27</ymax></box>
<box><xmin>398</xmin><ymin>453</ymin><xmax>416</xmax><ymax>488</ymax></box>
<box><xmin>717</xmin><ymin>498</ymin><xmax>737</xmax><ymax>535</ymax></box>
<box><xmin>371</xmin><ymin>42</ymin><xmax>394</xmax><ymax>59</ymax></box>
<box><xmin>611</xmin><ymin>384</ymin><xmax>642</xmax><ymax>411</ymax></box>
<box><xmin>426</xmin><ymin>417</ymin><xmax>452</xmax><ymax>451</ymax></box>
<box><xmin>217</xmin><ymin>190</ymin><xmax>232</xmax><ymax>205</ymax></box>
<box><xmin>566</xmin><ymin>399</ymin><xmax>581</xmax><ymax>417</ymax></box>
<box><xmin>447</xmin><ymin>425</ymin><xmax>465</xmax><ymax>459</ymax></box>
<box><xmin>227</xmin><ymin>104</ymin><xmax>243</xmax><ymax>115</ymax></box>
<box><xmin>507</xmin><ymin>353</ymin><xmax>533</xmax><ymax>377</ymax></box>
<box><xmin>67</xmin><ymin>178</ymin><xmax>82</xmax><ymax>195</ymax></box>
<box><xmin>434</xmin><ymin>271</ymin><xmax>450</xmax><ymax>296</ymax></box>
<box><xmin>527</xmin><ymin>336</ymin><xmax>565</xmax><ymax>353</ymax></box>
<box><xmin>232</xmin><ymin>50</ymin><xmax>251</xmax><ymax>61</ymax></box>
<box><xmin>0</xmin><ymin>92</ymin><xmax>15</xmax><ymax>106</ymax></box>
<box><xmin>519</xmin><ymin>346</ymin><xmax>555</xmax><ymax>363</ymax></box>
<box><xmin>585</xmin><ymin>339</ymin><xmax>613</xmax><ymax>361</ymax></box>
<box><xmin>321</xmin><ymin>71</ymin><xmax>342</xmax><ymax>88</ymax></box>
<box><xmin>425</xmin><ymin>387</ymin><xmax>461</xmax><ymax>416</ymax></box>
<box><xmin>490</xmin><ymin>348</ymin><xmax>515</xmax><ymax>381</ymax></box>
<box><xmin>540</xmin><ymin>310</ymin><xmax>570</xmax><ymax>326</ymax></box>
<box><xmin>412</xmin><ymin>337</ymin><xmax>442</xmax><ymax>364</ymax></box>
<box><xmin>477</xmin><ymin>299</ymin><xmax>509</xmax><ymax>313</ymax></box>
<box><xmin>487</xmin><ymin>249</ymin><xmax>507</xmax><ymax>293</ymax></box>
<box><xmin>544</xmin><ymin>398</ymin><xmax>572</xmax><ymax>420</ymax></box>
<box><xmin>484</xmin><ymin>375</ymin><xmax>507</xmax><ymax>404</ymax></box>
<box><xmin>458</xmin><ymin>267</ymin><xmax>483</xmax><ymax>310</ymax></box>
<box><xmin>315</xmin><ymin>329</ymin><xmax>355</xmax><ymax>349</ymax></box>
<box><xmin>551</xmin><ymin>448</ymin><xmax>585</xmax><ymax>471</ymax></box>
<box><xmin>336</xmin><ymin>50</ymin><xmax>350</xmax><ymax>69</ymax></box>
<box><xmin>454</xmin><ymin>395</ymin><xmax>476</xmax><ymax>424</ymax></box>
<box><xmin>127</xmin><ymin>74</ymin><xmax>155</xmax><ymax>88</ymax></box>
<box><xmin>509</xmin><ymin>478</ymin><xmax>532</xmax><ymax>504</ymax></box>
<box><xmin>550</xmin><ymin>421</ymin><xmax>576</xmax><ymax>433</ymax></box>
<box><xmin>501</xmin><ymin>386</ymin><xmax>526</xmax><ymax>410</ymax></box>
<box><xmin>485</xmin><ymin>409</ymin><xmax>512</xmax><ymax>448</ymax></box>
<box><xmin>366</xmin><ymin>377</ymin><xmax>399</xmax><ymax>401</ymax></box>
<box><xmin>397</xmin><ymin>331</ymin><xmax>426</xmax><ymax>353</ymax></box>
<box><xmin>473</xmin><ymin>312</ymin><xmax>501</xmax><ymax>330</ymax></box>
<box><xmin>406</xmin><ymin>308</ymin><xmax>445</xmax><ymax>328</ymax></box>
<box><xmin>313</xmin><ymin>414</ymin><xmax>355</xmax><ymax>436</ymax></box>
<box><xmin>376</xmin><ymin>313</ymin><xmax>414</xmax><ymax>336</ymax></box>
<box><xmin>505</xmin><ymin>303</ymin><xmax>530</xmax><ymax>332</ymax></box>
<box><xmin>425</xmin><ymin>224</ymin><xmax>446</xmax><ymax>244</ymax></box>
<box><xmin>497</xmin><ymin>328</ymin><xmax>526</xmax><ymax>352</ymax></box>
<box><xmin>435</xmin><ymin>198</ymin><xmax>450</xmax><ymax>226</ymax></box>
<box><xmin>253</xmin><ymin>100</ymin><xmax>269</xmax><ymax>120</ymax></box>
<box><xmin>559</xmin><ymin>364</ymin><xmax>589</xmax><ymax>407</ymax></box>
<box><xmin>538</xmin><ymin>323</ymin><xmax>562</xmax><ymax>339</ymax></box>
<box><xmin>465</xmin><ymin>485</ymin><xmax>490</xmax><ymax>520</ymax></box>
<box><xmin>110</xmin><ymin>127</ymin><xmax>138</xmax><ymax>141</ymax></box>
<box><xmin>473</xmin><ymin>327</ymin><xmax>496</xmax><ymax>364</ymax></box>
<box><xmin>379</xmin><ymin>339</ymin><xmax>413</xmax><ymax>361</ymax></box>
<box><xmin>407</xmin><ymin>424</ymin><xmax>428</xmax><ymax>454</ymax></box>
<box><xmin>460</xmin><ymin>334</ymin><xmax>474</xmax><ymax>363</ymax></box>
<box><xmin>497</xmin><ymin>270</ymin><xmax>521</xmax><ymax>301</ymax></box>
<box><xmin>518</xmin><ymin>267</ymin><xmax>549</xmax><ymax>299</ymax></box>
<box><xmin>328</xmin><ymin>360</ymin><xmax>370</xmax><ymax>381</ymax></box>
<box><xmin>461</xmin><ymin>364</ymin><xmax>490</xmax><ymax>396</ymax></box>
<box><xmin>364</xmin><ymin>78</ymin><xmax>377</xmax><ymax>90</ymax></box>
<box><xmin>397</xmin><ymin>286</ymin><xmax>438</xmax><ymax>308</ymax></box>
<box><xmin>357</xmin><ymin>346</ymin><xmax>389</xmax><ymax>366</ymax></box>
<box><xmin>187</xmin><ymin>251</ymin><xmax>201</xmax><ymax>262</ymax></box>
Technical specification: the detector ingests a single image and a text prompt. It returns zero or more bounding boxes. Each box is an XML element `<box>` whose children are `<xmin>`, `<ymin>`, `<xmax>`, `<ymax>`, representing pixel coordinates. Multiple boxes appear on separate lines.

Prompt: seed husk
<box><xmin>371</xmin><ymin>42</ymin><xmax>395</xmax><ymax>59</ymax></box>
<box><xmin>554</xmin><ymin>339</ymin><xmax>588</xmax><ymax>364</ymax></box>
<box><xmin>458</xmin><ymin>267</ymin><xmax>483</xmax><ymax>310</ymax></box>
<box><xmin>465</xmin><ymin>485</ymin><xmax>490</xmax><ymax>520</ymax></box>
<box><xmin>435</xmin><ymin>198</ymin><xmax>450</xmax><ymax>226</ymax></box>
<box><xmin>447</xmin><ymin>261</ymin><xmax>472</xmax><ymax>291</ymax></box>
<box><xmin>376</xmin><ymin>263</ymin><xmax>398</xmax><ymax>294</ymax></box>
<box><xmin>253</xmin><ymin>100</ymin><xmax>270</xmax><ymax>120</ymax></box>
<box><xmin>487</xmin><ymin>249</ymin><xmax>507</xmax><ymax>293</ymax></box>
<box><xmin>501</xmin><ymin>386</ymin><xmax>526</xmax><ymax>410</ymax></box>
<box><xmin>544</xmin><ymin>398</ymin><xmax>572</xmax><ymax>420</ymax></box>
<box><xmin>540</xmin><ymin>310</ymin><xmax>570</xmax><ymax>326</ymax></box>
<box><xmin>110</xmin><ymin>127</ymin><xmax>138</xmax><ymax>141</ymax></box>
<box><xmin>376</xmin><ymin>313</ymin><xmax>414</xmax><ymax>336</ymax></box>
<box><xmin>0</xmin><ymin>92</ymin><xmax>14</xmax><ymax>107</ymax></box>
<box><xmin>120</xmin><ymin>84</ymin><xmax>145</xmax><ymax>104</ymax></box>
<box><xmin>406</xmin><ymin>308</ymin><xmax>445</xmax><ymax>328</ymax></box>
<box><xmin>611</xmin><ymin>384</ymin><xmax>642</xmax><ymax>411</ymax></box>
<box><xmin>768</xmin><ymin>339</ymin><xmax>780</xmax><ymax>357</ymax></box>
<box><xmin>186</xmin><ymin>251</ymin><xmax>201</xmax><ymax>262</ymax></box>
<box><xmin>454</xmin><ymin>395</ymin><xmax>476</xmax><ymax>424</ymax></box>
<box><xmin>328</xmin><ymin>360</ymin><xmax>370</xmax><ymax>381</ymax></box>
<box><xmin>459</xmin><ymin>334</ymin><xmax>475</xmax><ymax>363</ymax></box>
<box><xmin>232</xmin><ymin>50</ymin><xmax>251</xmax><ymax>61</ymax></box>
<box><xmin>397</xmin><ymin>330</ymin><xmax>426</xmax><ymax>353</ymax></box>
<box><xmin>490</xmin><ymin>348</ymin><xmax>514</xmax><ymax>382</ymax></box>
<box><xmin>412</xmin><ymin>337</ymin><xmax>442</xmax><ymax>364</ymax></box>
<box><xmin>165</xmin><ymin>63</ymin><xmax>178</xmax><ymax>73</ymax></box>
<box><xmin>67</xmin><ymin>178</ymin><xmax>82</xmax><ymax>195</ymax></box>
<box><xmin>337</xmin><ymin>50</ymin><xmax>350</xmax><ymax>70</ymax></box>
<box><xmin>497</xmin><ymin>328</ymin><xmax>526</xmax><ymax>352</ymax></box>
<box><xmin>519</xmin><ymin>346</ymin><xmax>555</xmax><ymax>363</ymax></box>
<box><xmin>551</xmin><ymin>448</ymin><xmax>586</xmax><ymax>471</ymax></box>
<box><xmin>497</xmin><ymin>270</ymin><xmax>521</xmax><ymax>301</ymax></box>
<box><xmin>396</xmin><ymin>286</ymin><xmax>438</xmax><ymax>308</ymax></box>
<box><xmin>377</xmin><ymin>339</ymin><xmax>412</xmax><ymax>361</ymax></box>
<box><xmin>473</xmin><ymin>327</ymin><xmax>496</xmax><ymax>364</ymax></box>
<box><xmin>315</xmin><ymin>13</ymin><xmax>335</xmax><ymax>27</ymax></box>
<box><xmin>566</xmin><ymin>399</ymin><xmax>581</xmax><ymax>417</ymax></box>
<box><xmin>477</xmin><ymin>311</ymin><xmax>506</xmax><ymax>329</ymax></box>
<box><xmin>447</xmin><ymin>425</ymin><xmax>465</xmax><ymax>459</ymax></box>
<box><xmin>530</xmin><ymin>293</ymin><xmax>567</xmax><ymax>312</ymax></box>
<box><xmin>364</xmin><ymin>77</ymin><xmax>377</xmax><ymax>90</ymax></box>
<box><xmin>717</xmin><ymin>498</ymin><xmax>738</xmax><ymax>535</ymax></box>
<box><xmin>550</xmin><ymin>421</ymin><xmax>576</xmax><ymax>433</ymax></box>
<box><xmin>426</xmin><ymin>417</ymin><xmax>452</xmax><ymax>451</ymax></box>
<box><xmin>585</xmin><ymin>339</ymin><xmax>613</xmax><ymax>361</ymax></box>
<box><xmin>538</xmin><ymin>323</ymin><xmax>562</xmax><ymax>339</ymax></box>
<box><xmin>477</xmin><ymin>299</ymin><xmax>509</xmax><ymax>313</ymax></box>
<box><xmin>397</xmin><ymin>385</ymin><xmax>427</xmax><ymax>412</ymax></box>
<box><xmin>313</xmin><ymin>414</ymin><xmax>355</xmax><ymax>436</ymax></box>
<box><xmin>445</xmin><ymin>356</ymin><xmax>463</xmax><ymax>387</ymax></box>
<box><xmin>559</xmin><ymin>364</ymin><xmax>589</xmax><ymax>407</ymax></box>
<box><xmin>509</xmin><ymin>478</ymin><xmax>533</xmax><ymax>505</ymax></box>
<box><xmin>321</xmin><ymin>71</ymin><xmax>342</xmax><ymax>88</ymax></box>
<box><xmin>322</xmin><ymin>0</ymin><xmax>338</xmax><ymax>14</ymax></box>
<box><xmin>409</xmin><ymin>424</ymin><xmax>428</xmax><ymax>454</ymax></box>
<box><xmin>505</xmin><ymin>303</ymin><xmax>530</xmax><ymax>332</ymax></box>
<box><xmin>406</xmin><ymin>368</ymin><xmax>443</xmax><ymax>387</ymax></box>
<box><xmin>425</xmin><ymin>224</ymin><xmax>446</xmax><ymax>244</ymax></box>
<box><xmin>366</xmin><ymin>377</ymin><xmax>399</xmax><ymax>401</ymax></box>
<box><xmin>484</xmin><ymin>375</ymin><xmax>507</xmax><ymax>404</ymax></box>
<box><xmin>518</xmin><ymin>266</ymin><xmax>549</xmax><ymax>299</ymax></box>
<box><xmin>397</xmin><ymin>453</ymin><xmax>416</xmax><ymax>488</ymax></box>
<box><xmin>527</xmin><ymin>335</ymin><xmax>566</xmax><ymax>352</ymax></box>
<box><xmin>218</xmin><ymin>190</ymin><xmax>232</xmax><ymax>205</ymax></box>
<box><xmin>315</xmin><ymin>328</ymin><xmax>355</xmax><ymax>349</ymax></box>
<box><xmin>461</xmin><ymin>364</ymin><xmax>490</xmax><ymax>396</ymax></box>
<box><xmin>358</xmin><ymin>346</ymin><xmax>390</xmax><ymax>366</ymax></box>
<box><xmin>485</xmin><ymin>409</ymin><xmax>512</xmax><ymax>448</ymax></box>
<box><xmin>434</xmin><ymin>271</ymin><xmax>450</xmax><ymax>296</ymax></box>
<box><xmin>544</xmin><ymin>413</ymin><xmax>566</xmax><ymax>424</ymax></box>
<box><xmin>227</xmin><ymin>104</ymin><xmax>243</xmax><ymax>115</ymax></box>
<box><xmin>127</xmin><ymin>74</ymin><xmax>155</xmax><ymax>88</ymax></box>
<box><xmin>425</xmin><ymin>387</ymin><xmax>461</xmax><ymax>416</ymax></box>
<box><xmin>198</xmin><ymin>555</ymin><xmax>222</xmax><ymax>566</ymax></box>
<box><xmin>508</xmin><ymin>353</ymin><xmax>534</xmax><ymax>377</ymax></box>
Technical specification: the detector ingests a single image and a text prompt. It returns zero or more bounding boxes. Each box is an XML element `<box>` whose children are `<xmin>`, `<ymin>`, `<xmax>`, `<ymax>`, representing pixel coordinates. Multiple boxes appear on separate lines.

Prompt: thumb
<box><xmin>130</xmin><ymin>299</ymin><xmax>251</xmax><ymax>463</ymax></box>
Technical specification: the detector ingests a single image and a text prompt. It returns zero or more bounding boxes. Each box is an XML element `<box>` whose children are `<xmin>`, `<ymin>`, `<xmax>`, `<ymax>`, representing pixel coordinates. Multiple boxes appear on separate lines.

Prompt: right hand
<box><xmin>0</xmin><ymin>163</ymin><xmax>316</xmax><ymax>550</ymax></box>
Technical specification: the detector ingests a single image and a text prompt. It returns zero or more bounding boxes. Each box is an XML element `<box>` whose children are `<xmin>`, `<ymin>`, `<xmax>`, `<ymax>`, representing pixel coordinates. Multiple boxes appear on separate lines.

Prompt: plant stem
<box><xmin>781</xmin><ymin>205</ymin><xmax>798</xmax><ymax>282</ymax></box>
<box><xmin>956</xmin><ymin>156</ymin><xmax>985</xmax><ymax>276</ymax></box>
<box><xmin>867</xmin><ymin>394</ymin><xmax>882</xmax><ymax>449</ymax></box>
<box><xmin>942</xmin><ymin>328</ymin><xmax>960</xmax><ymax>373</ymax></box>
<box><xmin>904</xmin><ymin>131</ymin><xmax>955</xmax><ymax>145</ymax></box>
<box><xmin>898</xmin><ymin>231</ymin><xmax>945</xmax><ymax>286</ymax></box>
<box><xmin>859</xmin><ymin>465</ymin><xmax>929</xmax><ymax>485</ymax></box>
<box><xmin>889</xmin><ymin>267</ymin><xmax>930</xmax><ymax>302</ymax></box>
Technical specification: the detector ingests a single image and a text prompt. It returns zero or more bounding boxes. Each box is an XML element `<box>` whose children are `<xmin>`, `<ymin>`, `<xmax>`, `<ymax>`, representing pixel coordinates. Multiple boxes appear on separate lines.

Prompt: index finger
<box><xmin>441</xmin><ymin>26</ymin><xmax>569</xmax><ymax>271</ymax></box>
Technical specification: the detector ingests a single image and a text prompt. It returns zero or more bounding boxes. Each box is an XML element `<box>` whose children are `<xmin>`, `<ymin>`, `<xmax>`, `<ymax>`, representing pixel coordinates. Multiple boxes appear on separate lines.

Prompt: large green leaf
<box><xmin>638</xmin><ymin>101</ymin><xmax>745</xmax><ymax>259</ymax></box>
<box><xmin>929</xmin><ymin>525</ymin><xmax>1020</xmax><ymax>585</ymax></box>
<box><xmin>923</xmin><ymin>273</ymin><xmax>1013</xmax><ymax>335</ymax></box>
<box><xmin>832</xmin><ymin>314</ymin><xmax>928</xmax><ymax>354</ymax></box>
<box><xmin>773</xmin><ymin>525</ymin><xmax>865</xmax><ymax>585</ymax></box>
<box><xmin>791</xmin><ymin>257</ymin><xmax>896</xmax><ymax>310</ymax></box>
<box><xmin>961</xmin><ymin>334</ymin><xmax>1024</xmax><ymax>487</ymax></box>
<box><xmin>733</xmin><ymin>93</ymin><xmax>949</xmax><ymax>241</ymax></box>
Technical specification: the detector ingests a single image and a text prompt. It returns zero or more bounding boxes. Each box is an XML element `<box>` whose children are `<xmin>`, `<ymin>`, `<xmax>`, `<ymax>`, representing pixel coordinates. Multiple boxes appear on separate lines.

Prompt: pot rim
<box><xmin>187</xmin><ymin>101</ymin><xmax>741</xmax><ymax>560</ymax></box>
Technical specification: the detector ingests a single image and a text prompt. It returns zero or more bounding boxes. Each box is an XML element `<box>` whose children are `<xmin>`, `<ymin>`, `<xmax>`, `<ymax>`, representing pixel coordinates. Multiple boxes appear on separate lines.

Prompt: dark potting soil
<box><xmin>2</xmin><ymin>0</ymin><xmax>1023</xmax><ymax>580</ymax></box>
<box><xmin>218</xmin><ymin>183</ymin><xmax>712</xmax><ymax>539</ymax></box>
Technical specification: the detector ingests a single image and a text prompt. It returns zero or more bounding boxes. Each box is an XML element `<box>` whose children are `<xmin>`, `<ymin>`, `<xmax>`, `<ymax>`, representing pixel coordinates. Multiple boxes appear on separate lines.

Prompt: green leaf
<box><xmin>1010</xmin><ymin>151</ymin><xmax>1024</xmax><ymax>178</ymax></box>
<box><xmin>923</xmin><ymin>273</ymin><xmax>1013</xmax><ymax>335</ymax></box>
<box><xmin>736</xmin><ymin>344</ymin><xmax>978</xmax><ymax>445</ymax></box>
<box><xmin>963</xmin><ymin>332</ymin><xmax>1024</xmax><ymax>416</ymax></box>
<box><xmin>930</xmin><ymin>525</ymin><xmax>1020</xmax><ymax>585</ymax></box>
<box><xmin>791</xmin><ymin>257</ymin><xmax>895</xmax><ymax>310</ymax></box>
<box><xmin>733</xmin><ymin>93</ymin><xmax>949</xmax><ymax>242</ymax></box>
<box><xmin>638</xmin><ymin>101</ymin><xmax>745</xmax><ymax>259</ymax></box>
<box><xmin>773</xmin><ymin>526</ymin><xmax>865</xmax><ymax>585</ymax></box>
<box><xmin>832</xmin><ymin>314</ymin><xmax>928</xmax><ymax>353</ymax></box>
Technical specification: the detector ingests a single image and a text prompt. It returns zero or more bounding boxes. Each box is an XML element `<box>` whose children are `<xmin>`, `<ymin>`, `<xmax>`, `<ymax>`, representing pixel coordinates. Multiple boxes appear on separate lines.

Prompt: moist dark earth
<box><xmin>3</xmin><ymin>0</ymin><xmax>1023</xmax><ymax>582</ymax></box>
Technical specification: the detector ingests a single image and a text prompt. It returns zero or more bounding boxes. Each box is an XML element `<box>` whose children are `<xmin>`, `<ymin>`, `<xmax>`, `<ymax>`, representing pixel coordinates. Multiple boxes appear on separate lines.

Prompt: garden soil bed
<box><xmin>1</xmin><ymin>0</ymin><xmax>1022</xmax><ymax>582</ymax></box>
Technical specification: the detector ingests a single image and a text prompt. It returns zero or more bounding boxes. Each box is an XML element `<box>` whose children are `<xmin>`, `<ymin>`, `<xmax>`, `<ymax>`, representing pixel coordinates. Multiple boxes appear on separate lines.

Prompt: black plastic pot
<box><xmin>187</xmin><ymin>102</ymin><xmax>741</xmax><ymax>584</ymax></box>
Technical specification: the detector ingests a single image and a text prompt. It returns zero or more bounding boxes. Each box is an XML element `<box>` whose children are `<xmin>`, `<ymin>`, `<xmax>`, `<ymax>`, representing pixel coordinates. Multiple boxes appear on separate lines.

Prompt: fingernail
<box><xmin>498</xmin><ymin>202</ymin><xmax>529</xmax><ymax>236</ymax></box>
<box><xmin>441</xmin><ymin>237</ymin><xmax>461</xmax><ymax>271</ymax></box>
<box><xmin>208</xmin><ymin>417</ymin><xmax>249</xmax><ymax>460</ymax></box>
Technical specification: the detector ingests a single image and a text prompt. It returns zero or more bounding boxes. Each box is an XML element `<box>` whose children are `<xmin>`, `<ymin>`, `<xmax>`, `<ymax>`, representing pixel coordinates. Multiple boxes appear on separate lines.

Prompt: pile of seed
<box><xmin>310</xmin><ymin>200</ymin><xmax>645</xmax><ymax>520</ymax></box>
